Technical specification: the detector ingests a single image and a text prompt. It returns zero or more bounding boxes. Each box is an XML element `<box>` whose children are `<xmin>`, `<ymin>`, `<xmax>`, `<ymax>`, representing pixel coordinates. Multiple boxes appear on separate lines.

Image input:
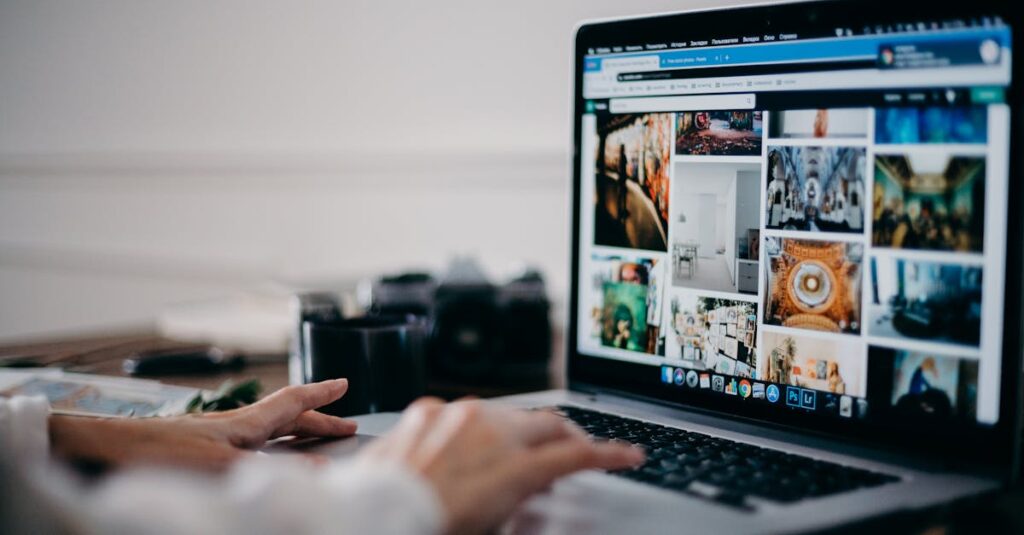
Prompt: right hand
<box><xmin>359</xmin><ymin>398</ymin><xmax>645</xmax><ymax>535</ymax></box>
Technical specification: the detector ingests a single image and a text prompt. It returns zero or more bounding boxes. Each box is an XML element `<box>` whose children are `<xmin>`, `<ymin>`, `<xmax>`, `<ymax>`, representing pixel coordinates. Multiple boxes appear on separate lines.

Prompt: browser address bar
<box><xmin>609</xmin><ymin>93</ymin><xmax>755</xmax><ymax>113</ymax></box>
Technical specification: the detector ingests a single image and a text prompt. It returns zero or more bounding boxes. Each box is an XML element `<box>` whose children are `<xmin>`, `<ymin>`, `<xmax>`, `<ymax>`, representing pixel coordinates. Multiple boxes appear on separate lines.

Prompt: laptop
<box><xmin>339</xmin><ymin>1</ymin><xmax>1024</xmax><ymax>532</ymax></box>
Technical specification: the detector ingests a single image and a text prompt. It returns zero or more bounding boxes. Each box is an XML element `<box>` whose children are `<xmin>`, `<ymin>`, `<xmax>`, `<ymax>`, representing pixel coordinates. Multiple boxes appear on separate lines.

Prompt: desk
<box><xmin>0</xmin><ymin>331</ymin><xmax>546</xmax><ymax>400</ymax></box>
<box><xmin>0</xmin><ymin>331</ymin><xmax>290</xmax><ymax>394</ymax></box>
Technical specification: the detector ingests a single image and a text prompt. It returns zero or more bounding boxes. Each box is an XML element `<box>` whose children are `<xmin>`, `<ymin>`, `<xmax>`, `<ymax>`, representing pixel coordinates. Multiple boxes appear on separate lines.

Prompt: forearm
<box><xmin>48</xmin><ymin>414</ymin><xmax>129</xmax><ymax>468</ymax></box>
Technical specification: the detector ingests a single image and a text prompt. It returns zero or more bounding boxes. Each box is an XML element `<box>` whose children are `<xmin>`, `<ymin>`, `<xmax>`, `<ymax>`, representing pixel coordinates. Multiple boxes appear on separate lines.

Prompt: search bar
<box><xmin>609</xmin><ymin>93</ymin><xmax>755</xmax><ymax>113</ymax></box>
<box><xmin>600</xmin><ymin>55</ymin><xmax>660</xmax><ymax>72</ymax></box>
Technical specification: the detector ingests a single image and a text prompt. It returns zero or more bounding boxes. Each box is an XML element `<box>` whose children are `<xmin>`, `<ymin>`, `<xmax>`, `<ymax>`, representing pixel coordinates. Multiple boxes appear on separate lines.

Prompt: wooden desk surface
<box><xmin>0</xmin><ymin>331</ymin><xmax>291</xmax><ymax>394</ymax></box>
<box><xmin>0</xmin><ymin>330</ymin><xmax>549</xmax><ymax>399</ymax></box>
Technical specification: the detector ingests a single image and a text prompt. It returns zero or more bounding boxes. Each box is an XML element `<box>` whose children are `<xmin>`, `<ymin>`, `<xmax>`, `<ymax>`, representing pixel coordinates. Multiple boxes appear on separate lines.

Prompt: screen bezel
<box><xmin>567</xmin><ymin>0</ymin><xmax>1023</xmax><ymax>476</ymax></box>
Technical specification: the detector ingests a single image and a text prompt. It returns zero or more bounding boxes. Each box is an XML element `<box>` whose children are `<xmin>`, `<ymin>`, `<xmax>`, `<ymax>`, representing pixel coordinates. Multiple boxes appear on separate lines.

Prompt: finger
<box><xmin>279</xmin><ymin>410</ymin><xmax>358</xmax><ymax>438</ymax></box>
<box><xmin>503</xmin><ymin>409</ymin><xmax>580</xmax><ymax>447</ymax></box>
<box><xmin>365</xmin><ymin>397</ymin><xmax>445</xmax><ymax>457</ymax></box>
<box><xmin>503</xmin><ymin>437</ymin><xmax>644</xmax><ymax>495</ymax></box>
<box><xmin>408</xmin><ymin>396</ymin><xmax>447</xmax><ymax>410</ymax></box>
<box><xmin>393</xmin><ymin>396</ymin><xmax>446</xmax><ymax>442</ymax></box>
<box><xmin>251</xmin><ymin>379</ymin><xmax>350</xmax><ymax>432</ymax></box>
<box><xmin>467</xmin><ymin>438</ymin><xmax>644</xmax><ymax>527</ymax></box>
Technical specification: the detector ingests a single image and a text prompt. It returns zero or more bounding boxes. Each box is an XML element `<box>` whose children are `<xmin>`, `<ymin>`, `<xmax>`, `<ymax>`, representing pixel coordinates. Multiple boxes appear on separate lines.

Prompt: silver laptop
<box><xmin>338</xmin><ymin>1</ymin><xmax>1024</xmax><ymax>532</ymax></box>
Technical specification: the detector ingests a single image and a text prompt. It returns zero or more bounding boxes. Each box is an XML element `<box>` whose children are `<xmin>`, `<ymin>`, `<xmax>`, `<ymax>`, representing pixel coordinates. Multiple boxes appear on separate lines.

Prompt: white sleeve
<box><xmin>82</xmin><ymin>455</ymin><xmax>444</xmax><ymax>535</ymax></box>
<box><xmin>0</xmin><ymin>395</ymin><xmax>443</xmax><ymax>535</ymax></box>
<box><xmin>0</xmin><ymin>395</ymin><xmax>51</xmax><ymax>463</ymax></box>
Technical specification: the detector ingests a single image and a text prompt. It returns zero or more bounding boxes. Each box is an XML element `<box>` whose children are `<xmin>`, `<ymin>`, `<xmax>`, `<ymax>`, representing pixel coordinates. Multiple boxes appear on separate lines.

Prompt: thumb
<box><xmin>241</xmin><ymin>379</ymin><xmax>350</xmax><ymax>438</ymax></box>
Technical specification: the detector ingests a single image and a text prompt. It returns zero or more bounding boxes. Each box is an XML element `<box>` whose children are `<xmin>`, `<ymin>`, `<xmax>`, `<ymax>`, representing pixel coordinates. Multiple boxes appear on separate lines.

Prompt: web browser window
<box><xmin>576</xmin><ymin>18</ymin><xmax>1011</xmax><ymax>427</ymax></box>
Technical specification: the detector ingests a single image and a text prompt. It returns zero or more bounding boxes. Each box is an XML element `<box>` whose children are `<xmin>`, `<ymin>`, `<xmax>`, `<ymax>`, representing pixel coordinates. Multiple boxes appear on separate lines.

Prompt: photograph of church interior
<box><xmin>669</xmin><ymin>162</ymin><xmax>761</xmax><ymax>294</ymax></box>
<box><xmin>763</xmin><ymin>238</ymin><xmax>864</xmax><ymax>334</ymax></box>
<box><xmin>764</xmin><ymin>146</ymin><xmax>867</xmax><ymax>234</ymax></box>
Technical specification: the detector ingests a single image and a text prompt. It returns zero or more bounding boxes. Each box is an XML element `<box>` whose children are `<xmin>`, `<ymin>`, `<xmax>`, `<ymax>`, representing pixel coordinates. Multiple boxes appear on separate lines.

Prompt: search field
<box><xmin>609</xmin><ymin>93</ymin><xmax>755</xmax><ymax>113</ymax></box>
<box><xmin>599</xmin><ymin>55</ymin><xmax>660</xmax><ymax>72</ymax></box>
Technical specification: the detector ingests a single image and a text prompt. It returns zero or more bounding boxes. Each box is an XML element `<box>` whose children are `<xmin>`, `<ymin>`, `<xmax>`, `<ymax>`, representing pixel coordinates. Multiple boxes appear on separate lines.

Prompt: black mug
<box><xmin>301</xmin><ymin>315</ymin><xmax>427</xmax><ymax>417</ymax></box>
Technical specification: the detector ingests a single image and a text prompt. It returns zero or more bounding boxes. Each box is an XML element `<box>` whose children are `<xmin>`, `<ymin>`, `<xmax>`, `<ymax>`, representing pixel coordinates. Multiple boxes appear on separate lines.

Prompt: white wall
<box><xmin>0</xmin><ymin>0</ymin><xmax>771</xmax><ymax>341</ymax></box>
<box><xmin>723</xmin><ymin>178</ymin><xmax>737</xmax><ymax>280</ymax></box>
<box><xmin>735</xmin><ymin>170</ymin><xmax>761</xmax><ymax>257</ymax></box>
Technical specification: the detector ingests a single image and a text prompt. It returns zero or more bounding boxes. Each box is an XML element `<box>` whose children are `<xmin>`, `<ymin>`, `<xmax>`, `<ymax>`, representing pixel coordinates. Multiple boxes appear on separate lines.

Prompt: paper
<box><xmin>0</xmin><ymin>370</ymin><xmax>200</xmax><ymax>418</ymax></box>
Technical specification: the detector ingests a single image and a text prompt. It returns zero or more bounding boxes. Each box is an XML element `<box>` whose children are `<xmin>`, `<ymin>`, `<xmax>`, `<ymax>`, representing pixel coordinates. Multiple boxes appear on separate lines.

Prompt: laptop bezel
<box><xmin>566</xmin><ymin>0</ymin><xmax>1023</xmax><ymax>477</ymax></box>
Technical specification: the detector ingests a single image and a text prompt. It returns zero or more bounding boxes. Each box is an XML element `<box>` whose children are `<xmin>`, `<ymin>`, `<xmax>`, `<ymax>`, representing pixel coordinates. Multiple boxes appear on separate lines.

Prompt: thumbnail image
<box><xmin>873</xmin><ymin>154</ymin><xmax>985</xmax><ymax>252</ymax></box>
<box><xmin>603</xmin><ymin>283</ymin><xmax>648</xmax><ymax>352</ymax></box>
<box><xmin>761</xmin><ymin>331</ymin><xmax>865</xmax><ymax>396</ymax></box>
<box><xmin>675</xmin><ymin>110</ymin><xmax>763</xmax><ymax>156</ymax></box>
<box><xmin>583</xmin><ymin>254</ymin><xmax>664</xmax><ymax>354</ymax></box>
<box><xmin>669</xmin><ymin>162</ymin><xmax>762</xmax><ymax>294</ymax></box>
<box><xmin>763</xmin><ymin>238</ymin><xmax>863</xmax><ymax>334</ymax></box>
<box><xmin>875</xmin><ymin>106</ymin><xmax>987</xmax><ymax>144</ymax></box>
<box><xmin>593</xmin><ymin>113</ymin><xmax>672</xmax><ymax>252</ymax></box>
<box><xmin>765</xmin><ymin>146</ymin><xmax>866</xmax><ymax>234</ymax></box>
<box><xmin>868</xmin><ymin>257</ymin><xmax>982</xmax><ymax>346</ymax></box>
<box><xmin>868</xmin><ymin>347</ymin><xmax>978</xmax><ymax>420</ymax></box>
<box><xmin>660</xmin><ymin>290</ymin><xmax>759</xmax><ymax>377</ymax></box>
<box><xmin>768</xmin><ymin>108</ymin><xmax>869</xmax><ymax>139</ymax></box>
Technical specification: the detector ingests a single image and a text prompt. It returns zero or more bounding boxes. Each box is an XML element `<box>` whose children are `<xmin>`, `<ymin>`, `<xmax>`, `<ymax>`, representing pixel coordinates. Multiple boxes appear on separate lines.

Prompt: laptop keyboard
<box><xmin>553</xmin><ymin>405</ymin><xmax>899</xmax><ymax>510</ymax></box>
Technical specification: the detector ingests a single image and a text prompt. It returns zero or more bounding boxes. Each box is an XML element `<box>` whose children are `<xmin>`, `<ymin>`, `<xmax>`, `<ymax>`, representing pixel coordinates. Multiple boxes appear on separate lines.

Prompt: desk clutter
<box><xmin>293</xmin><ymin>258</ymin><xmax>553</xmax><ymax>416</ymax></box>
<box><xmin>0</xmin><ymin>369</ymin><xmax>200</xmax><ymax>418</ymax></box>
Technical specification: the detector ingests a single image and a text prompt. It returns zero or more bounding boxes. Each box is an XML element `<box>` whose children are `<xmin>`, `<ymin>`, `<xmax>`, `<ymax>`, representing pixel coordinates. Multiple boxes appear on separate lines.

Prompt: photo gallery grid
<box><xmin>582</xmin><ymin>103</ymin><xmax>1005</xmax><ymax>423</ymax></box>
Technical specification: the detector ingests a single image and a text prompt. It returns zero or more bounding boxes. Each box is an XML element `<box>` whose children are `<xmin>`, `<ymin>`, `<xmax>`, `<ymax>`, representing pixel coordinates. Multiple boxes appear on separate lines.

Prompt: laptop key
<box><xmin>550</xmin><ymin>406</ymin><xmax>899</xmax><ymax>511</ymax></box>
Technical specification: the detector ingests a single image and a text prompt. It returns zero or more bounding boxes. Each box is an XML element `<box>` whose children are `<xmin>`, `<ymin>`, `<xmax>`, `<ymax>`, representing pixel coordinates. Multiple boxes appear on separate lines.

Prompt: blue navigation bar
<box><xmin>584</xmin><ymin>28</ymin><xmax>1011</xmax><ymax>73</ymax></box>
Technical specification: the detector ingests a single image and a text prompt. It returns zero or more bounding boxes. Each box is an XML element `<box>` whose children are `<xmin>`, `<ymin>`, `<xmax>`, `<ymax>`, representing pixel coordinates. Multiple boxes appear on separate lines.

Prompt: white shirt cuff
<box><xmin>0</xmin><ymin>395</ymin><xmax>51</xmax><ymax>463</ymax></box>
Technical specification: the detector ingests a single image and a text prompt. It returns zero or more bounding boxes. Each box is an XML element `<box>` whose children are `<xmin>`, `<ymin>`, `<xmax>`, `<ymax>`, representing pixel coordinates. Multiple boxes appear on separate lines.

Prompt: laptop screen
<box><xmin>571</xmin><ymin>3</ymin><xmax>1017</xmax><ymax>446</ymax></box>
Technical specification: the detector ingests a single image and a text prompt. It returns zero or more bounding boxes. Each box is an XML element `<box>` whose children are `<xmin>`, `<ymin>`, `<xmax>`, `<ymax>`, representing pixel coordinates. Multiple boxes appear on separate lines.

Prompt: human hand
<box><xmin>360</xmin><ymin>399</ymin><xmax>645</xmax><ymax>535</ymax></box>
<box><xmin>49</xmin><ymin>379</ymin><xmax>357</xmax><ymax>471</ymax></box>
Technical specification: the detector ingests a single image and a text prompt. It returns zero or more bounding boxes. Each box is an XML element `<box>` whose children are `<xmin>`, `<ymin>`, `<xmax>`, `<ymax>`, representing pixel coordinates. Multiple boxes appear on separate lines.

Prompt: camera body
<box><xmin>367</xmin><ymin>259</ymin><xmax>552</xmax><ymax>388</ymax></box>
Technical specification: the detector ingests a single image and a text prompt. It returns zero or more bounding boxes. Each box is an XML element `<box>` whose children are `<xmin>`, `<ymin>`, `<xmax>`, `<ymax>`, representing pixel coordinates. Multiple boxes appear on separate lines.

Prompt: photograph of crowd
<box><xmin>765</xmin><ymin>146</ymin><xmax>867</xmax><ymax>234</ymax></box>
<box><xmin>582</xmin><ymin>255</ymin><xmax>664</xmax><ymax>354</ymax></box>
<box><xmin>675</xmin><ymin>110</ymin><xmax>763</xmax><ymax>156</ymax></box>
<box><xmin>768</xmin><ymin>108</ymin><xmax>868</xmax><ymax>139</ymax></box>
<box><xmin>867</xmin><ymin>257</ymin><xmax>982</xmax><ymax>347</ymax></box>
<box><xmin>660</xmin><ymin>290</ymin><xmax>758</xmax><ymax>378</ymax></box>
<box><xmin>868</xmin><ymin>347</ymin><xmax>978</xmax><ymax>420</ymax></box>
<box><xmin>875</xmin><ymin>106</ymin><xmax>988</xmax><ymax>144</ymax></box>
<box><xmin>593</xmin><ymin>113</ymin><xmax>672</xmax><ymax>252</ymax></box>
<box><xmin>873</xmin><ymin>153</ymin><xmax>986</xmax><ymax>252</ymax></box>
<box><xmin>763</xmin><ymin>238</ymin><xmax>863</xmax><ymax>334</ymax></box>
<box><xmin>761</xmin><ymin>331</ymin><xmax>865</xmax><ymax>397</ymax></box>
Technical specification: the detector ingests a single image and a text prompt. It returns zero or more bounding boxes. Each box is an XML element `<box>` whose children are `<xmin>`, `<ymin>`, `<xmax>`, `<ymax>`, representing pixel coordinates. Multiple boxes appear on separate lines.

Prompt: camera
<box><xmin>365</xmin><ymin>258</ymin><xmax>552</xmax><ymax>388</ymax></box>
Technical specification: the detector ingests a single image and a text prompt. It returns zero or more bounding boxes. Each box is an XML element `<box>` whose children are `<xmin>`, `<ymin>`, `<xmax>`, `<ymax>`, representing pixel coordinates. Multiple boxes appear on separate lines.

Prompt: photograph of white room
<box><xmin>669</xmin><ymin>161</ymin><xmax>761</xmax><ymax>295</ymax></box>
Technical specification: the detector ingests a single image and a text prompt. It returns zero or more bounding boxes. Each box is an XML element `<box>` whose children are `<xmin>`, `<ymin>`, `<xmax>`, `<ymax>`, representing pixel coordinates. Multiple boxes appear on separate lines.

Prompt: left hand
<box><xmin>49</xmin><ymin>379</ymin><xmax>357</xmax><ymax>471</ymax></box>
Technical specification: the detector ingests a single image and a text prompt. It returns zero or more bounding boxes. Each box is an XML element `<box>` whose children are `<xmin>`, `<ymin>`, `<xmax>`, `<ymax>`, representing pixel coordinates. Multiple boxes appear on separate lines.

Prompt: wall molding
<box><xmin>0</xmin><ymin>149</ymin><xmax>573</xmax><ymax>190</ymax></box>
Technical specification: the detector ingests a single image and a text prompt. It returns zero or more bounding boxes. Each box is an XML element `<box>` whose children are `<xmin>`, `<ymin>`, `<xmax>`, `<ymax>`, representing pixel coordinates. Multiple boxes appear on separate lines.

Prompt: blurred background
<box><xmin>0</xmin><ymin>0</ymin><xmax>762</xmax><ymax>346</ymax></box>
